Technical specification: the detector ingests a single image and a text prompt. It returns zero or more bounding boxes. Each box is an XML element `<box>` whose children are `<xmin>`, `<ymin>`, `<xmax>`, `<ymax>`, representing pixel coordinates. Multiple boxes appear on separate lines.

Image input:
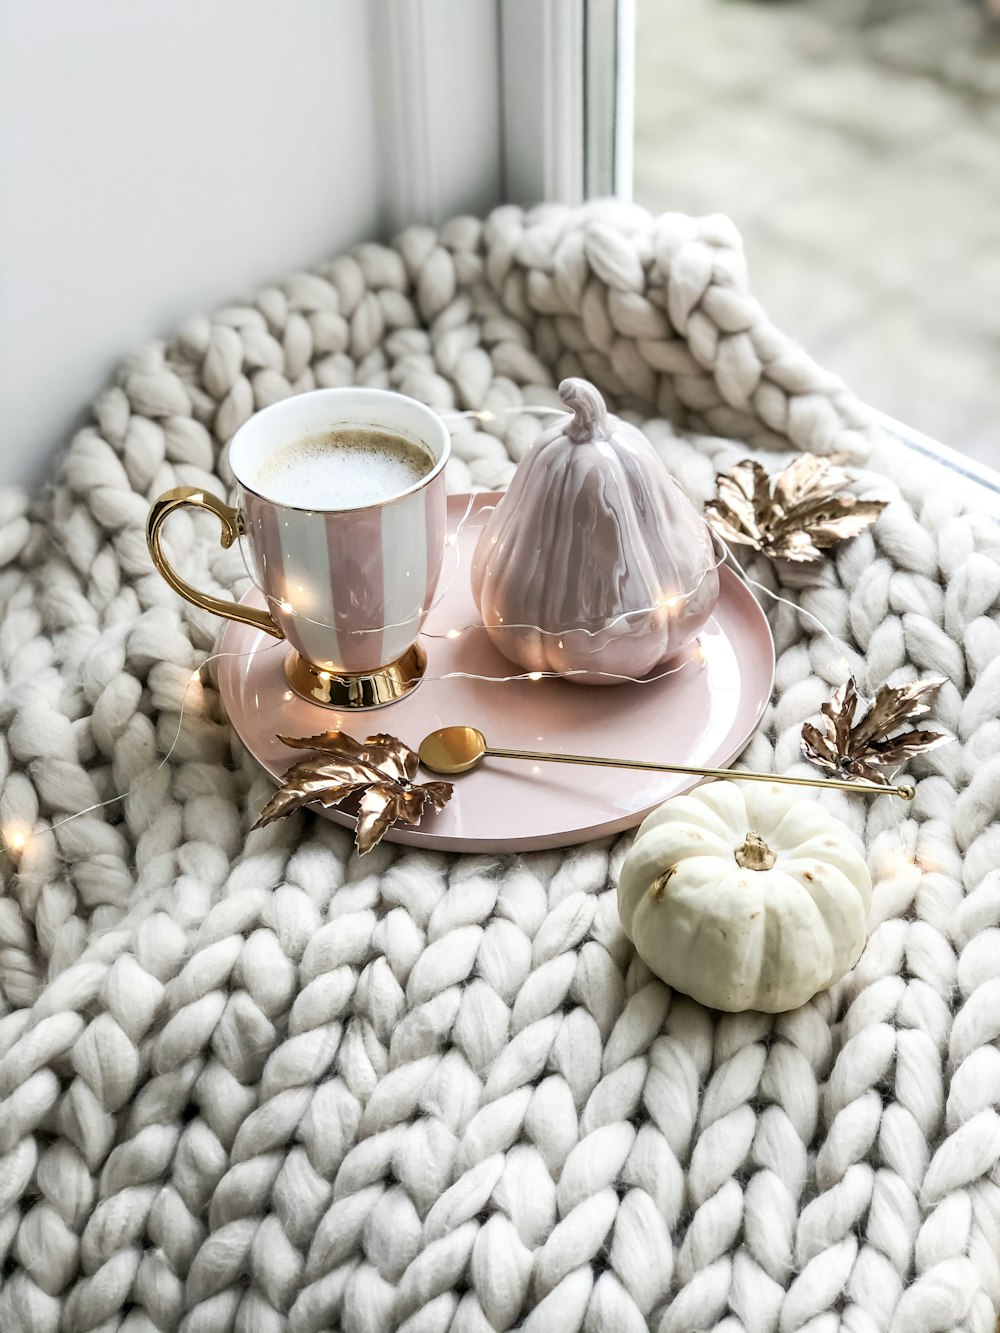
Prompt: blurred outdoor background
<box><xmin>634</xmin><ymin>0</ymin><xmax>1000</xmax><ymax>467</ymax></box>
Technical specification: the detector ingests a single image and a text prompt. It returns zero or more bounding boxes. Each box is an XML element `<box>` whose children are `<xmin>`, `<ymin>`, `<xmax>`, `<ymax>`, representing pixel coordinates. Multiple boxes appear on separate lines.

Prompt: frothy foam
<box><xmin>253</xmin><ymin>428</ymin><xmax>434</xmax><ymax>509</ymax></box>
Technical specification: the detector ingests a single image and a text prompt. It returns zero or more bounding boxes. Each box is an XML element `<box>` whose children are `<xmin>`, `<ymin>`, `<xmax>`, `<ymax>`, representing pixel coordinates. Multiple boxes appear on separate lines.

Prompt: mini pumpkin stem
<box><xmin>734</xmin><ymin>831</ymin><xmax>776</xmax><ymax>872</ymax></box>
<box><xmin>558</xmin><ymin>377</ymin><xmax>611</xmax><ymax>443</ymax></box>
<box><xmin>651</xmin><ymin>866</ymin><xmax>676</xmax><ymax>901</ymax></box>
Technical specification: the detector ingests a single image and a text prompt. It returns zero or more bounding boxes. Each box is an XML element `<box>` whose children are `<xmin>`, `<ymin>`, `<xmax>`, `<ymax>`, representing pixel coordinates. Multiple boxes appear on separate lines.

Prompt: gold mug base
<box><xmin>284</xmin><ymin>644</ymin><xmax>427</xmax><ymax>710</ymax></box>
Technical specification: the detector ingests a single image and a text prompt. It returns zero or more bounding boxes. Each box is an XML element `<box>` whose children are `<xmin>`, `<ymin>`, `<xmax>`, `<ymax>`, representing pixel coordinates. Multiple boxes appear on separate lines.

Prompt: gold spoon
<box><xmin>417</xmin><ymin>725</ymin><xmax>915</xmax><ymax>800</ymax></box>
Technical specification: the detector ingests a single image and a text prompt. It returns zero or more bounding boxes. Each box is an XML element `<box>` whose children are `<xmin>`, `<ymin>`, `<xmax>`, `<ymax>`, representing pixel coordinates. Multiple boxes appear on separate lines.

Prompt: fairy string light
<box><xmin>2</xmin><ymin>639</ymin><xmax>287</xmax><ymax>865</ymax></box>
<box><xmin>7</xmin><ymin>398</ymin><xmax>923</xmax><ymax>869</ymax></box>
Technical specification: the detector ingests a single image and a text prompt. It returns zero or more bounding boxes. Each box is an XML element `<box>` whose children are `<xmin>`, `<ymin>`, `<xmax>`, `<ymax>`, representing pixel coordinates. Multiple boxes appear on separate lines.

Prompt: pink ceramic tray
<box><xmin>217</xmin><ymin>493</ymin><xmax>775</xmax><ymax>852</ymax></box>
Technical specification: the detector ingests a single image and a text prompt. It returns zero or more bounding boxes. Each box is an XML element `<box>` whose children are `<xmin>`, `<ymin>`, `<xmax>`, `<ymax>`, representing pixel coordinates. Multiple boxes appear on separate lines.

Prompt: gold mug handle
<box><xmin>146</xmin><ymin>486</ymin><xmax>285</xmax><ymax>638</ymax></box>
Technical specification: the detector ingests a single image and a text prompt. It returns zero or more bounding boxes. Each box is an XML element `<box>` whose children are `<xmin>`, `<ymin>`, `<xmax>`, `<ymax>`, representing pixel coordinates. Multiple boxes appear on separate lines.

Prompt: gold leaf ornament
<box><xmin>801</xmin><ymin>676</ymin><xmax>952</xmax><ymax>787</ymax></box>
<box><xmin>253</xmin><ymin>731</ymin><xmax>453</xmax><ymax>854</ymax></box>
<box><xmin>705</xmin><ymin>456</ymin><xmax>887</xmax><ymax>563</ymax></box>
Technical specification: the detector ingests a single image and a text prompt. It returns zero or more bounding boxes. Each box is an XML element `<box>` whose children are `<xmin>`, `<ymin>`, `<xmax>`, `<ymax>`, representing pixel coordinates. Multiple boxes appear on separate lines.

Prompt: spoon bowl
<box><xmin>418</xmin><ymin>726</ymin><xmax>489</xmax><ymax>775</ymax></box>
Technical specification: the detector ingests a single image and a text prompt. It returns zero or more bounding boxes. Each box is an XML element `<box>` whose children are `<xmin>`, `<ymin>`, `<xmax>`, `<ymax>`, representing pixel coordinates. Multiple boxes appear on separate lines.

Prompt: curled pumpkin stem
<box><xmin>558</xmin><ymin>377</ymin><xmax>611</xmax><ymax>443</ymax></box>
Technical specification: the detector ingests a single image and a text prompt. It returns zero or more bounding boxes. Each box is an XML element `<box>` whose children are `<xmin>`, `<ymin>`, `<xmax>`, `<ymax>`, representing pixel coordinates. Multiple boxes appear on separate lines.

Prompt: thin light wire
<box><xmin>244</xmin><ymin>492</ymin><xmax>490</xmax><ymax>634</ymax></box>
<box><xmin>422</xmin><ymin>546</ymin><xmax>726</xmax><ymax>644</ymax></box>
<box><xmin>428</xmin><ymin>653</ymin><xmax>699</xmax><ymax>687</ymax></box>
<box><xmin>439</xmin><ymin>407</ymin><xmax>568</xmax><ymax>423</ymax></box>
<box><xmin>714</xmin><ymin>531</ymin><xmax>915</xmax><ymax>858</ymax></box>
<box><xmin>7</xmin><ymin>639</ymin><xmax>286</xmax><ymax>854</ymax></box>
<box><xmin>0</xmin><ymin>633</ymin><xmax>696</xmax><ymax>863</ymax></box>
<box><xmin>254</xmin><ymin>464</ymin><xmax>726</xmax><ymax>643</ymax></box>
<box><xmin>20</xmin><ymin>401</ymin><xmax>914</xmax><ymax>860</ymax></box>
<box><xmin>713</xmin><ymin>536</ymin><xmax>854</xmax><ymax>671</ymax></box>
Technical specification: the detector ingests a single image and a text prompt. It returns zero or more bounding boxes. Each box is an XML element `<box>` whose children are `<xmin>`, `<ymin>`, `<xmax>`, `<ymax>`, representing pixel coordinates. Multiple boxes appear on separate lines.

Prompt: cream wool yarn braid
<box><xmin>0</xmin><ymin>199</ymin><xmax>998</xmax><ymax>1331</ymax></box>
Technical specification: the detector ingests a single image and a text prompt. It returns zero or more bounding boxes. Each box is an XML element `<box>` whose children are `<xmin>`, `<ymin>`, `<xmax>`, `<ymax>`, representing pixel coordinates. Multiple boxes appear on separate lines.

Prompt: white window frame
<box><xmin>500</xmin><ymin>0</ymin><xmax>634</xmax><ymax>206</ymax></box>
<box><xmin>368</xmin><ymin>0</ymin><xmax>505</xmax><ymax>231</ymax></box>
<box><xmin>368</xmin><ymin>0</ymin><xmax>634</xmax><ymax>223</ymax></box>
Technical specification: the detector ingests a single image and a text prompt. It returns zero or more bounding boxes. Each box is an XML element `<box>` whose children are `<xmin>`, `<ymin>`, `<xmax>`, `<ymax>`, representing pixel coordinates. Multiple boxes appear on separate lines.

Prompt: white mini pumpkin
<box><xmin>617</xmin><ymin>780</ymin><xmax>872</xmax><ymax>1013</ymax></box>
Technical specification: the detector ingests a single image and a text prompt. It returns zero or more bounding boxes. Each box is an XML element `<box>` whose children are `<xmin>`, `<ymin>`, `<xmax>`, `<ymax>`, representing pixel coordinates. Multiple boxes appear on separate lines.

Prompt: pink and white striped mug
<box><xmin>147</xmin><ymin>388</ymin><xmax>450</xmax><ymax>708</ymax></box>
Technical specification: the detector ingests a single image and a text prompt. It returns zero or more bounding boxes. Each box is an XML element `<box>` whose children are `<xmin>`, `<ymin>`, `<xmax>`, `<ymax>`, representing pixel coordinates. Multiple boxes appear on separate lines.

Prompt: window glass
<box><xmin>634</xmin><ymin>0</ymin><xmax>999</xmax><ymax>469</ymax></box>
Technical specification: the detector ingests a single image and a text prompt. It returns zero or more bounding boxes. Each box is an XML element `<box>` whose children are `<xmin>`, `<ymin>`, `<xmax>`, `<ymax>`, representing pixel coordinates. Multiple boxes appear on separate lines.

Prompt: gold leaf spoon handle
<box><xmin>487</xmin><ymin>745</ymin><xmax>914</xmax><ymax>798</ymax></box>
<box><xmin>418</xmin><ymin>726</ymin><xmax>915</xmax><ymax>800</ymax></box>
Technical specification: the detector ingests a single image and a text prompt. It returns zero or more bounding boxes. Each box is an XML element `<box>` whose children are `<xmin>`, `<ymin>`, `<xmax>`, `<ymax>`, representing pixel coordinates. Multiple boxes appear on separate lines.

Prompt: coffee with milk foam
<box><xmin>253</xmin><ymin>427</ymin><xmax>434</xmax><ymax>509</ymax></box>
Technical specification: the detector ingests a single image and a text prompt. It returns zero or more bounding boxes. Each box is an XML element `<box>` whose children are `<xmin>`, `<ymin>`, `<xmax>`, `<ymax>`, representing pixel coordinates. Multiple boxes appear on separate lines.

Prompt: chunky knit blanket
<box><xmin>1</xmin><ymin>201</ymin><xmax>999</xmax><ymax>1332</ymax></box>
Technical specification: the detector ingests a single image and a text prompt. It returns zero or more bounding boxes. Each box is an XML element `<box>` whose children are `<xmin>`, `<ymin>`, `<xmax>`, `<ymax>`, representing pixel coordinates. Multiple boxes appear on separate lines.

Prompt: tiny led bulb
<box><xmin>279</xmin><ymin>600</ymin><xmax>293</xmax><ymax>614</ymax></box>
<box><xmin>528</xmin><ymin>671</ymin><xmax>543</xmax><ymax>682</ymax></box>
<box><xmin>6</xmin><ymin>828</ymin><xmax>26</xmax><ymax>854</ymax></box>
<box><xmin>446</xmin><ymin>629</ymin><xmax>461</xmax><ymax>640</ymax></box>
<box><xmin>190</xmin><ymin>669</ymin><xmax>201</xmax><ymax>683</ymax></box>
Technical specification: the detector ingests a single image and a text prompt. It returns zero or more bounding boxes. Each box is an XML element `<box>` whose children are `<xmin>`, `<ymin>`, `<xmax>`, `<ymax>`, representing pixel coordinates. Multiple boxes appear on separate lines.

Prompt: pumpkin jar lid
<box><xmin>470</xmin><ymin>377</ymin><xmax>722</xmax><ymax>684</ymax></box>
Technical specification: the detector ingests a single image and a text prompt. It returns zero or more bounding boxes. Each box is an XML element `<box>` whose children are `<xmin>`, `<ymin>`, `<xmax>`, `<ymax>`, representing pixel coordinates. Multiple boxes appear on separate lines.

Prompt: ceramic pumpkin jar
<box><xmin>617</xmin><ymin>779</ymin><xmax>872</xmax><ymax>1012</ymax></box>
<box><xmin>470</xmin><ymin>378</ymin><xmax>720</xmax><ymax>683</ymax></box>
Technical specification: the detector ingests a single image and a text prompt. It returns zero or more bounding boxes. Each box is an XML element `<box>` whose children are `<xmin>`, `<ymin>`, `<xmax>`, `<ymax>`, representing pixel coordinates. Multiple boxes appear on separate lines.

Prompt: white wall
<box><xmin>0</xmin><ymin>0</ymin><xmax>501</xmax><ymax>488</ymax></box>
